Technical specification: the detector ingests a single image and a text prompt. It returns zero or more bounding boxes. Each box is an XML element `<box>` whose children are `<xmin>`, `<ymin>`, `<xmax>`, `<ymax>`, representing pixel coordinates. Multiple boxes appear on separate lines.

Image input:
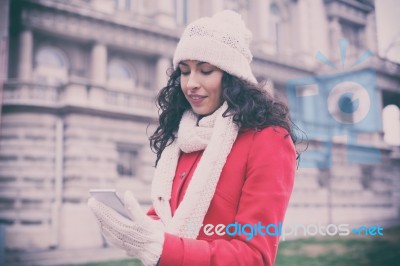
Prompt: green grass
<box><xmin>74</xmin><ymin>226</ymin><xmax>400</xmax><ymax>266</ymax></box>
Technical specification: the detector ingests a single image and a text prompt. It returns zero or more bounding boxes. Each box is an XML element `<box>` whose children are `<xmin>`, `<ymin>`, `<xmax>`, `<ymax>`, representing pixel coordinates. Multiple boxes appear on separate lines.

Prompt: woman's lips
<box><xmin>188</xmin><ymin>94</ymin><xmax>207</xmax><ymax>105</ymax></box>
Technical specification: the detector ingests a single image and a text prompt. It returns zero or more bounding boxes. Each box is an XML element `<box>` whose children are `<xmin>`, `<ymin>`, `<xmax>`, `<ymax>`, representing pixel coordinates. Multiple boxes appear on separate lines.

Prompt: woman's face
<box><xmin>178</xmin><ymin>60</ymin><xmax>224</xmax><ymax>116</ymax></box>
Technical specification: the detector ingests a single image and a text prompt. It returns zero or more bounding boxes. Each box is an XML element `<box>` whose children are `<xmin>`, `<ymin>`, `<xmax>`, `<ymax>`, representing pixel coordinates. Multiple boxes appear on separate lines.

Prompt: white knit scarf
<box><xmin>151</xmin><ymin>102</ymin><xmax>239</xmax><ymax>239</ymax></box>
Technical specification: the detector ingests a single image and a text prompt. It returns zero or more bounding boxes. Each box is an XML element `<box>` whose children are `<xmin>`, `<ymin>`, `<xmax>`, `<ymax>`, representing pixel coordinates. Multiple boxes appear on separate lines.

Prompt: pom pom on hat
<box><xmin>213</xmin><ymin>10</ymin><xmax>244</xmax><ymax>28</ymax></box>
<box><xmin>212</xmin><ymin>10</ymin><xmax>253</xmax><ymax>47</ymax></box>
<box><xmin>173</xmin><ymin>10</ymin><xmax>257</xmax><ymax>84</ymax></box>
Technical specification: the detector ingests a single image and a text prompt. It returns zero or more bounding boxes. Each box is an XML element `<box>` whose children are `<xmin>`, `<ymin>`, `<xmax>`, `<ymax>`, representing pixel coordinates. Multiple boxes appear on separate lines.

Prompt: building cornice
<box><xmin>252</xmin><ymin>58</ymin><xmax>314</xmax><ymax>86</ymax></box>
<box><xmin>324</xmin><ymin>0</ymin><xmax>374</xmax><ymax>25</ymax></box>
<box><xmin>325</xmin><ymin>0</ymin><xmax>374</xmax><ymax>13</ymax></box>
<box><xmin>25</xmin><ymin>0</ymin><xmax>180</xmax><ymax>36</ymax></box>
<box><xmin>20</xmin><ymin>0</ymin><xmax>179</xmax><ymax>56</ymax></box>
<box><xmin>3</xmin><ymin>80</ymin><xmax>158</xmax><ymax>120</ymax></box>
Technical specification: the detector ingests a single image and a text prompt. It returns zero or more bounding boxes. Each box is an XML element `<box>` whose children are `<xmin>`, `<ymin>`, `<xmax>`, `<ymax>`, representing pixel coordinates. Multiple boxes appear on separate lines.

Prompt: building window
<box><xmin>117</xmin><ymin>145</ymin><xmax>140</xmax><ymax>177</ymax></box>
<box><xmin>175</xmin><ymin>0</ymin><xmax>188</xmax><ymax>25</ymax></box>
<box><xmin>107</xmin><ymin>59</ymin><xmax>136</xmax><ymax>91</ymax></box>
<box><xmin>224</xmin><ymin>0</ymin><xmax>248</xmax><ymax>12</ymax></box>
<box><xmin>33</xmin><ymin>46</ymin><xmax>68</xmax><ymax>86</ymax></box>
<box><xmin>114</xmin><ymin>0</ymin><xmax>132</xmax><ymax>11</ymax></box>
<box><xmin>269</xmin><ymin>3</ymin><xmax>282</xmax><ymax>53</ymax></box>
<box><xmin>341</xmin><ymin>21</ymin><xmax>363</xmax><ymax>52</ymax></box>
<box><xmin>383</xmin><ymin>104</ymin><xmax>400</xmax><ymax>146</ymax></box>
<box><xmin>36</xmin><ymin>47</ymin><xmax>66</xmax><ymax>68</ymax></box>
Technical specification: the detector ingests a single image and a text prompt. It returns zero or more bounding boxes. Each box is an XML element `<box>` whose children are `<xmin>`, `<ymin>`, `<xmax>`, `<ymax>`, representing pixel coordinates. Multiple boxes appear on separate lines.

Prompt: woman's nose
<box><xmin>186</xmin><ymin>73</ymin><xmax>200</xmax><ymax>90</ymax></box>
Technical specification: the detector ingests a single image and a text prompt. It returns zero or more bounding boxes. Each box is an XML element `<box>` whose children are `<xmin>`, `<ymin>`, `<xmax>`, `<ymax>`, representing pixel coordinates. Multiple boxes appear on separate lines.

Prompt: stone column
<box><xmin>365</xmin><ymin>12</ymin><xmax>378</xmax><ymax>54</ymax></box>
<box><xmin>328</xmin><ymin>17</ymin><xmax>342</xmax><ymax>60</ymax></box>
<box><xmin>90</xmin><ymin>43</ymin><xmax>107</xmax><ymax>86</ymax></box>
<box><xmin>297</xmin><ymin>0</ymin><xmax>311</xmax><ymax>56</ymax></box>
<box><xmin>248</xmin><ymin>0</ymin><xmax>270</xmax><ymax>44</ymax></box>
<box><xmin>17</xmin><ymin>29</ymin><xmax>33</xmax><ymax>81</ymax></box>
<box><xmin>210</xmin><ymin>0</ymin><xmax>224</xmax><ymax>14</ymax></box>
<box><xmin>156</xmin><ymin>56</ymin><xmax>171</xmax><ymax>92</ymax></box>
<box><xmin>89</xmin><ymin>43</ymin><xmax>107</xmax><ymax>107</ymax></box>
<box><xmin>155</xmin><ymin>0</ymin><xmax>175</xmax><ymax>29</ymax></box>
<box><xmin>185</xmin><ymin>0</ymin><xmax>196</xmax><ymax>22</ymax></box>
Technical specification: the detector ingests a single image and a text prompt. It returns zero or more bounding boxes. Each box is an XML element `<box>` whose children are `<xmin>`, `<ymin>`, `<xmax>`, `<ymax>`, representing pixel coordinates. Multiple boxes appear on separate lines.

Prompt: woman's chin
<box><xmin>191</xmin><ymin>106</ymin><xmax>206</xmax><ymax>115</ymax></box>
<box><xmin>191</xmin><ymin>104</ymin><xmax>222</xmax><ymax>116</ymax></box>
<box><xmin>192</xmin><ymin>108</ymin><xmax>214</xmax><ymax>116</ymax></box>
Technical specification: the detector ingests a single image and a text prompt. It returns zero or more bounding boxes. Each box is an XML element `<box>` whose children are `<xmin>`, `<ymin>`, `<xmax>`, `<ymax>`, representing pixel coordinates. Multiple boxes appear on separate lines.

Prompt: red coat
<box><xmin>147</xmin><ymin>126</ymin><xmax>296</xmax><ymax>266</ymax></box>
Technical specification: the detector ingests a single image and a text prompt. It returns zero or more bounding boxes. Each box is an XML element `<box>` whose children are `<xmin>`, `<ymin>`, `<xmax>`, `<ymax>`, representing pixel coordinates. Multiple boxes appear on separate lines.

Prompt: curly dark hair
<box><xmin>149</xmin><ymin>68</ymin><xmax>300</xmax><ymax>166</ymax></box>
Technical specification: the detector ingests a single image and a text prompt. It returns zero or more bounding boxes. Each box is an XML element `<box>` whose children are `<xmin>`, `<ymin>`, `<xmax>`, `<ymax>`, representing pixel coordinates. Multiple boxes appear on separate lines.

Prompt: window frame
<box><xmin>116</xmin><ymin>143</ymin><xmax>141</xmax><ymax>178</ymax></box>
<box><xmin>33</xmin><ymin>45</ymin><xmax>69</xmax><ymax>87</ymax></box>
<box><xmin>107</xmin><ymin>59</ymin><xmax>137</xmax><ymax>91</ymax></box>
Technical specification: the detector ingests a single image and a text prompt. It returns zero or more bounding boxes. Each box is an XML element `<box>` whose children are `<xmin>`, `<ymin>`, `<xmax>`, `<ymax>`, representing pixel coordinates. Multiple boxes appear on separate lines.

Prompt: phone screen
<box><xmin>89</xmin><ymin>189</ymin><xmax>131</xmax><ymax>219</ymax></box>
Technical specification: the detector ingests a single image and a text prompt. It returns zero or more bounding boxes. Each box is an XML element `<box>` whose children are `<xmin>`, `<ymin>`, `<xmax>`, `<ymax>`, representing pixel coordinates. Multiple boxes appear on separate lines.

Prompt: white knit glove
<box><xmin>88</xmin><ymin>191</ymin><xmax>164</xmax><ymax>266</ymax></box>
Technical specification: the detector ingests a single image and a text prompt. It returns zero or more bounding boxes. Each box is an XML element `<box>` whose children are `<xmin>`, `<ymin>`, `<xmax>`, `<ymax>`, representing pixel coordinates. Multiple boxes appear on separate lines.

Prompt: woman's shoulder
<box><xmin>239</xmin><ymin>126</ymin><xmax>295</xmax><ymax>154</ymax></box>
<box><xmin>239</xmin><ymin>126</ymin><xmax>291</xmax><ymax>141</ymax></box>
<box><xmin>240</xmin><ymin>126</ymin><xmax>296</xmax><ymax>169</ymax></box>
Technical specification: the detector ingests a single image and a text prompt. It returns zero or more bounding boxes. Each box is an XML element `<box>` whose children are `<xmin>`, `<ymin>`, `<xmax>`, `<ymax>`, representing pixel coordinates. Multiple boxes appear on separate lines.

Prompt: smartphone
<box><xmin>89</xmin><ymin>189</ymin><xmax>131</xmax><ymax>220</ymax></box>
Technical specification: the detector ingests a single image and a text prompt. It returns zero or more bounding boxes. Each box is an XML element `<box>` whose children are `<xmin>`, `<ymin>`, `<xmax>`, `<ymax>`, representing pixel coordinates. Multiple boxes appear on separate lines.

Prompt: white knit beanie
<box><xmin>173</xmin><ymin>10</ymin><xmax>257</xmax><ymax>84</ymax></box>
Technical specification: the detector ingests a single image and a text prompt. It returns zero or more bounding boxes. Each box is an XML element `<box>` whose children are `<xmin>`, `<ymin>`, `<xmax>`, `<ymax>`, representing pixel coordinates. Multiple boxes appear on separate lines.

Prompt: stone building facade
<box><xmin>0</xmin><ymin>0</ymin><xmax>399</xmax><ymax>264</ymax></box>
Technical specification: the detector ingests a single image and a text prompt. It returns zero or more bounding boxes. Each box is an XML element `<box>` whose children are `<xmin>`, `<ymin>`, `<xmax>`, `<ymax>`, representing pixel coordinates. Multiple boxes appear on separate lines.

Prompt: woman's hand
<box><xmin>88</xmin><ymin>191</ymin><xmax>164</xmax><ymax>266</ymax></box>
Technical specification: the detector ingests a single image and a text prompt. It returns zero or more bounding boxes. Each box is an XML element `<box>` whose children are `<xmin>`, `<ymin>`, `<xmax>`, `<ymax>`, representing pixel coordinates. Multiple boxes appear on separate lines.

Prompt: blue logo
<box><xmin>286</xmin><ymin>39</ymin><xmax>381</xmax><ymax>168</ymax></box>
<box><xmin>351</xmin><ymin>225</ymin><xmax>384</xmax><ymax>236</ymax></box>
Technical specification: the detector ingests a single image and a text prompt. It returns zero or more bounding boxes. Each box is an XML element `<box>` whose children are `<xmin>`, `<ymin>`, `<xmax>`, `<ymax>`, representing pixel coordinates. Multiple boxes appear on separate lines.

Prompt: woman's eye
<box><xmin>180</xmin><ymin>71</ymin><xmax>190</xmax><ymax>76</ymax></box>
<box><xmin>201</xmin><ymin>70</ymin><xmax>213</xmax><ymax>75</ymax></box>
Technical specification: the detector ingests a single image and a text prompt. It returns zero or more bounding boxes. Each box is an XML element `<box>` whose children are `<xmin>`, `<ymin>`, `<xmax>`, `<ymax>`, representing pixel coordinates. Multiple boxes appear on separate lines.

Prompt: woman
<box><xmin>88</xmin><ymin>10</ymin><xmax>297</xmax><ymax>266</ymax></box>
